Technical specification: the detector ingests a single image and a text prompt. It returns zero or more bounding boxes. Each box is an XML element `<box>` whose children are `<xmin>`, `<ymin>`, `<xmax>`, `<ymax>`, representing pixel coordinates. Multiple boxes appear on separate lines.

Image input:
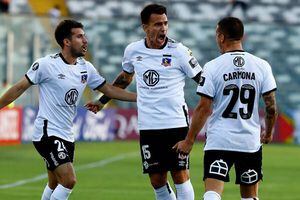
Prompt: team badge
<box><xmin>189</xmin><ymin>57</ymin><xmax>199</xmax><ymax>69</ymax></box>
<box><xmin>161</xmin><ymin>57</ymin><xmax>171</xmax><ymax>67</ymax></box>
<box><xmin>32</xmin><ymin>62</ymin><xmax>39</xmax><ymax>71</ymax></box>
<box><xmin>81</xmin><ymin>74</ymin><xmax>88</xmax><ymax>83</ymax></box>
<box><xmin>199</xmin><ymin>76</ymin><xmax>206</xmax><ymax>86</ymax></box>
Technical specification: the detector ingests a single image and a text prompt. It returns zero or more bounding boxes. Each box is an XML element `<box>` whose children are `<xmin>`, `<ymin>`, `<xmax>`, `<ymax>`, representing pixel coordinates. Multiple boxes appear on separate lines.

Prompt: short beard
<box><xmin>70</xmin><ymin>46</ymin><xmax>84</xmax><ymax>58</ymax></box>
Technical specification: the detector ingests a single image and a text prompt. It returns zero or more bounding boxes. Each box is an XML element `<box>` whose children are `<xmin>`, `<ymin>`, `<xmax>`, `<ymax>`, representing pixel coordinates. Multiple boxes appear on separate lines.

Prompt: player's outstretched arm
<box><xmin>0</xmin><ymin>76</ymin><xmax>32</xmax><ymax>109</ymax></box>
<box><xmin>173</xmin><ymin>96</ymin><xmax>212</xmax><ymax>154</ymax></box>
<box><xmin>261</xmin><ymin>91</ymin><xmax>278</xmax><ymax>144</ymax></box>
<box><xmin>98</xmin><ymin>71</ymin><xmax>134</xmax><ymax>105</ymax></box>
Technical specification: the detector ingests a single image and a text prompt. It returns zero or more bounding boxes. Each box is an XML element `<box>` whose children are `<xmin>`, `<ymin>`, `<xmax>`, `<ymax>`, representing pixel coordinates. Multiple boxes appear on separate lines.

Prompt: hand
<box><xmin>260</xmin><ymin>131</ymin><xmax>273</xmax><ymax>144</ymax></box>
<box><xmin>172</xmin><ymin>139</ymin><xmax>194</xmax><ymax>155</ymax></box>
<box><xmin>84</xmin><ymin>101</ymin><xmax>105</xmax><ymax>114</ymax></box>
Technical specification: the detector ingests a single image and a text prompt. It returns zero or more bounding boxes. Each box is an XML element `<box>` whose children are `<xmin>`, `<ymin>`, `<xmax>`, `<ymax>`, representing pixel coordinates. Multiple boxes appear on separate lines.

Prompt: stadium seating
<box><xmin>1</xmin><ymin>0</ymin><xmax>300</xmax><ymax>110</ymax></box>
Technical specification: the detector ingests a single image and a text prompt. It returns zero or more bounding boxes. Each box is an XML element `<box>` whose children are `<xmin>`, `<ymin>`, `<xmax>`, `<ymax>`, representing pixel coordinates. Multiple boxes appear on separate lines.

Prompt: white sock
<box><xmin>154</xmin><ymin>182</ymin><xmax>176</xmax><ymax>200</ymax></box>
<box><xmin>41</xmin><ymin>184</ymin><xmax>53</xmax><ymax>200</ymax></box>
<box><xmin>50</xmin><ymin>184</ymin><xmax>72</xmax><ymax>200</ymax></box>
<box><xmin>175</xmin><ymin>179</ymin><xmax>194</xmax><ymax>200</ymax></box>
<box><xmin>241</xmin><ymin>198</ymin><xmax>259</xmax><ymax>200</ymax></box>
<box><xmin>203</xmin><ymin>191</ymin><xmax>221</xmax><ymax>200</ymax></box>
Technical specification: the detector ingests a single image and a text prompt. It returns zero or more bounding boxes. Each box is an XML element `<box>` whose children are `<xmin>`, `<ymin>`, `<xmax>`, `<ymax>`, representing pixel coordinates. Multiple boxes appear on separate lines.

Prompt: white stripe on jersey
<box><xmin>26</xmin><ymin>53</ymin><xmax>106</xmax><ymax>142</ymax></box>
<box><xmin>197</xmin><ymin>51</ymin><xmax>276</xmax><ymax>152</ymax></box>
<box><xmin>123</xmin><ymin>38</ymin><xmax>202</xmax><ymax>130</ymax></box>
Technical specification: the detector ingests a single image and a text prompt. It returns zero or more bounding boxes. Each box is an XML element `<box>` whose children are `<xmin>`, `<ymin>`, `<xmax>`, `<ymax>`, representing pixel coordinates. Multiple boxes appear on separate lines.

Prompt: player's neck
<box><xmin>222</xmin><ymin>43</ymin><xmax>243</xmax><ymax>54</ymax></box>
<box><xmin>60</xmin><ymin>51</ymin><xmax>77</xmax><ymax>65</ymax></box>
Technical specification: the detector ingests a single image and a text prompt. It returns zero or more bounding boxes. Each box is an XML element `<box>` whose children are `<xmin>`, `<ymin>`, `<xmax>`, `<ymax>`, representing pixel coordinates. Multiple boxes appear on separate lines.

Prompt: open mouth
<box><xmin>158</xmin><ymin>34</ymin><xmax>166</xmax><ymax>43</ymax></box>
<box><xmin>82</xmin><ymin>46</ymin><xmax>88</xmax><ymax>52</ymax></box>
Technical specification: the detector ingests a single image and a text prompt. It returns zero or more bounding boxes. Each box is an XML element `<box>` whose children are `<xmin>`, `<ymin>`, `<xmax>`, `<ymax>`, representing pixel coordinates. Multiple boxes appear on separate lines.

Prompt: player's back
<box><xmin>198</xmin><ymin>51</ymin><xmax>276</xmax><ymax>152</ymax></box>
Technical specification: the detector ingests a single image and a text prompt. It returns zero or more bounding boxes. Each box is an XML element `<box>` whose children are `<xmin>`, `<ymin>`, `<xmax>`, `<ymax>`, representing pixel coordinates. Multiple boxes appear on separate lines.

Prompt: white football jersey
<box><xmin>197</xmin><ymin>51</ymin><xmax>277</xmax><ymax>152</ymax></box>
<box><xmin>26</xmin><ymin>53</ymin><xmax>106</xmax><ymax>142</ymax></box>
<box><xmin>123</xmin><ymin>38</ymin><xmax>202</xmax><ymax>130</ymax></box>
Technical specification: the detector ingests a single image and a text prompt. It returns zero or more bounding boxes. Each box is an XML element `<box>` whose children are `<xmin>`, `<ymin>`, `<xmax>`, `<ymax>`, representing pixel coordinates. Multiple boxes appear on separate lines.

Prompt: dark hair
<box><xmin>55</xmin><ymin>19</ymin><xmax>84</xmax><ymax>48</ymax></box>
<box><xmin>140</xmin><ymin>4</ymin><xmax>167</xmax><ymax>24</ymax></box>
<box><xmin>217</xmin><ymin>17</ymin><xmax>244</xmax><ymax>41</ymax></box>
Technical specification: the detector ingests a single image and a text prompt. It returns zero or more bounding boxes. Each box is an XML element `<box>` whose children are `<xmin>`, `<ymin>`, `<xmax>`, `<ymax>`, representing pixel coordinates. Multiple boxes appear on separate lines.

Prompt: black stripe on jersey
<box><xmin>192</xmin><ymin>71</ymin><xmax>202</xmax><ymax>83</ymax></box>
<box><xmin>80</xmin><ymin>71</ymin><xmax>87</xmax><ymax>74</ymax></box>
<box><xmin>123</xmin><ymin>70</ymin><xmax>134</xmax><ymax>74</ymax></box>
<box><xmin>42</xmin><ymin>119</ymin><xmax>48</xmax><ymax>139</ymax></box>
<box><xmin>262</xmin><ymin>88</ymin><xmax>277</xmax><ymax>96</ymax></box>
<box><xmin>163</xmin><ymin>54</ymin><xmax>172</xmax><ymax>57</ymax></box>
<box><xmin>25</xmin><ymin>74</ymin><xmax>34</xmax><ymax>85</ymax></box>
<box><xmin>182</xmin><ymin>105</ymin><xmax>189</xmax><ymax>126</ymax></box>
<box><xmin>197</xmin><ymin>92</ymin><xmax>213</xmax><ymax>99</ymax></box>
<box><xmin>93</xmin><ymin>80</ymin><xmax>107</xmax><ymax>90</ymax></box>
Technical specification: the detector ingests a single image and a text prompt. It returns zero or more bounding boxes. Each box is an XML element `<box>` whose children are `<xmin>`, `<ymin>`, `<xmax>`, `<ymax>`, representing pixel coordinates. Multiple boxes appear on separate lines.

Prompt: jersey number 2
<box><xmin>222</xmin><ymin>84</ymin><xmax>255</xmax><ymax>119</ymax></box>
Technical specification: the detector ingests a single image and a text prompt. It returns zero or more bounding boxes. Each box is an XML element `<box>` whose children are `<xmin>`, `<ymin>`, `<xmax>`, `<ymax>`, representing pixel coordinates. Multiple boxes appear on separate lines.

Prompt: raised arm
<box><xmin>173</xmin><ymin>96</ymin><xmax>213</xmax><ymax>154</ymax></box>
<box><xmin>261</xmin><ymin>91</ymin><xmax>278</xmax><ymax>144</ymax></box>
<box><xmin>0</xmin><ymin>76</ymin><xmax>32</xmax><ymax>109</ymax></box>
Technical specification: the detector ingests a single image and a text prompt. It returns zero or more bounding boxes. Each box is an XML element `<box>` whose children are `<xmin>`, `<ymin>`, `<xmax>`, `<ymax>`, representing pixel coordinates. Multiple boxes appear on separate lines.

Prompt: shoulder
<box><xmin>30</xmin><ymin>54</ymin><xmax>58</xmax><ymax>71</ymax></box>
<box><xmin>169</xmin><ymin>39</ymin><xmax>193</xmax><ymax>57</ymax></box>
<box><xmin>245</xmin><ymin>52</ymin><xmax>271</xmax><ymax>69</ymax></box>
<box><xmin>125</xmin><ymin>39</ymin><xmax>144</xmax><ymax>53</ymax></box>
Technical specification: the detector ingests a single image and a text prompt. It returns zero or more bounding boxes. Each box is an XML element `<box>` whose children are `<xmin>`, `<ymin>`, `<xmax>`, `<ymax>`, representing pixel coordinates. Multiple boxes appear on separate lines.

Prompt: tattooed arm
<box><xmin>84</xmin><ymin>71</ymin><xmax>134</xmax><ymax>113</ymax></box>
<box><xmin>261</xmin><ymin>91</ymin><xmax>278</xmax><ymax>144</ymax></box>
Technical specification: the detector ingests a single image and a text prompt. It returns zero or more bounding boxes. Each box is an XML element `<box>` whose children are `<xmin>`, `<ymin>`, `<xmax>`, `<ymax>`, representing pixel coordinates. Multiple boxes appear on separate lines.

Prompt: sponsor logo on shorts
<box><xmin>143</xmin><ymin>161</ymin><xmax>159</xmax><ymax>170</ymax></box>
<box><xmin>58</xmin><ymin>152</ymin><xmax>67</xmax><ymax>160</ymax></box>
<box><xmin>209</xmin><ymin>159</ymin><xmax>228</xmax><ymax>177</ymax></box>
<box><xmin>241</xmin><ymin>169</ymin><xmax>258</xmax><ymax>184</ymax></box>
<box><xmin>50</xmin><ymin>152</ymin><xmax>59</xmax><ymax>166</ymax></box>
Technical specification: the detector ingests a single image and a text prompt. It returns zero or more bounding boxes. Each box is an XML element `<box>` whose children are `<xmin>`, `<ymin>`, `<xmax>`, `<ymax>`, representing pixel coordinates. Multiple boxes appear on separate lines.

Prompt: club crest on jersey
<box><xmin>81</xmin><ymin>74</ymin><xmax>88</xmax><ymax>84</ymax></box>
<box><xmin>161</xmin><ymin>57</ymin><xmax>171</xmax><ymax>67</ymax></box>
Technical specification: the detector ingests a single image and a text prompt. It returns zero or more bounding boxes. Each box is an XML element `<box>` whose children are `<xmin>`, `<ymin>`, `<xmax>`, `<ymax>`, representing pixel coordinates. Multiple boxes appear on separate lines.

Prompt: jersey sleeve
<box><xmin>122</xmin><ymin>45</ymin><xmax>134</xmax><ymax>74</ymax></box>
<box><xmin>25</xmin><ymin>58</ymin><xmax>48</xmax><ymax>85</ymax></box>
<box><xmin>86</xmin><ymin>62</ymin><xmax>106</xmax><ymax>90</ymax></box>
<box><xmin>261</xmin><ymin>61</ymin><xmax>277</xmax><ymax>95</ymax></box>
<box><xmin>196</xmin><ymin>63</ymin><xmax>215</xmax><ymax>99</ymax></box>
<box><xmin>177</xmin><ymin>43</ymin><xmax>202</xmax><ymax>78</ymax></box>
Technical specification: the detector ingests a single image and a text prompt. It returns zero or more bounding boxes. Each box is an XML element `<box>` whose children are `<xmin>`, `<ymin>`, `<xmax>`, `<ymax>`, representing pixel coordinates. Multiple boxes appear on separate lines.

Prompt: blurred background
<box><xmin>0</xmin><ymin>0</ymin><xmax>299</xmax><ymax>144</ymax></box>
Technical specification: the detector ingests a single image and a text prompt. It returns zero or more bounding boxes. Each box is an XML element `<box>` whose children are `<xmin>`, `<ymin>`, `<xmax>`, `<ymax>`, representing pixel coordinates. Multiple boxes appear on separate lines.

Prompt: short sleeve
<box><xmin>86</xmin><ymin>62</ymin><xmax>106</xmax><ymax>90</ymax></box>
<box><xmin>177</xmin><ymin>43</ymin><xmax>202</xmax><ymax>78</ymax></box>
<box><xmin>122</xmin><ymin>45</ymin><xmax>134</xmax><ymax>73</ymax></box>
<box><xmin>26</xmin><ymin>58</ymin><xmax>48</xmax><ymax>85</ymax></box>
<box><xmin>196</xmin><ymin>64</ymin><xmax>215</xmax><ymax>99</ymax></box>
<box><xmin>261</xmin><ymin>61</ymin><xmax>277</xmax><ymax>95</ymax></box>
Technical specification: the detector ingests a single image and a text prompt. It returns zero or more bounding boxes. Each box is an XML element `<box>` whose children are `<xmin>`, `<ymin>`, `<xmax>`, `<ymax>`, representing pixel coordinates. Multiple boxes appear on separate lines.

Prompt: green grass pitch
<box><xmin>0</xmin><ymin>141</ymin><xmax>299</xmax><ymax>199</ymax></box>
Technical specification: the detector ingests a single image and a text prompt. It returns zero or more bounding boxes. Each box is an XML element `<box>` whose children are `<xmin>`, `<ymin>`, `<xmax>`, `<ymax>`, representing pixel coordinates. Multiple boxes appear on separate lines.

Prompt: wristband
<box><xmin>99</xmin><ymin>95</ymin><xmax>111</xmax><ymax>104</ymax></box>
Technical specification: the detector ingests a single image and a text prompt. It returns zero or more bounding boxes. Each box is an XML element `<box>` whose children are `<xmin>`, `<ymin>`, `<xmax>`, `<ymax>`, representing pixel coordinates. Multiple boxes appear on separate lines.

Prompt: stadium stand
<box><xmin>1</xmin><ymin>0</ymin><xmax>300</xmax><ymax>110</ymax></box>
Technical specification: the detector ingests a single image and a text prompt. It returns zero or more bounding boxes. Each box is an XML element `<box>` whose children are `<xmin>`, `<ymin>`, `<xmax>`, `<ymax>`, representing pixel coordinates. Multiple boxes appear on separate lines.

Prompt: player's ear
<box><xmin>63</xmin><ymin>38</ymin><xmax>71</xmax><ymax>47</ymax></box>
<box><xmin>142</xmin><ymin>24</ymin><xmax>148</xmax><ymax>32</ymax></box>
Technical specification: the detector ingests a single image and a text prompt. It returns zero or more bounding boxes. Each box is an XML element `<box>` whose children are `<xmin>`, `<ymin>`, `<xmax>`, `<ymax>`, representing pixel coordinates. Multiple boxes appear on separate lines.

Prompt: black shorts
<box><xmin>33</xmin><ymin>136</ymin><xmax>75</xmax><ymax>171</ymax></box>
<box><xmin>203</xmin><ymin>147</ymin><xmax>263</xmax><ymax>185</ymax></box>
<box><xmin>139</xmin><ymin>127</ymin><xmax>189</xmax><ymax>174</ymax></box>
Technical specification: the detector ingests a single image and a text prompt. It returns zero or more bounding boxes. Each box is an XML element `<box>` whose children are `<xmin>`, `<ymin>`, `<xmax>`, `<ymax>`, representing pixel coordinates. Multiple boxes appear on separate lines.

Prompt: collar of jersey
<box><xmin>59</xmin><ymin>53</ymin><xmax>77</xmax><ymax>65</ymax></box>
<box><xmin>224</xmin><ymin>50</ymin><xmax>245</xmax><ymax>53</ymax></box>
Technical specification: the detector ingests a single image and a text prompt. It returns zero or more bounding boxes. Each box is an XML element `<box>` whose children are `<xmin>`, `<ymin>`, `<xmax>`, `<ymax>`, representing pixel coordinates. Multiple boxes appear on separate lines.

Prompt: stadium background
<box><xmin>0</xmin><ymin>0</ymin><xmax>299</xmax><ymax>199</ymax></box>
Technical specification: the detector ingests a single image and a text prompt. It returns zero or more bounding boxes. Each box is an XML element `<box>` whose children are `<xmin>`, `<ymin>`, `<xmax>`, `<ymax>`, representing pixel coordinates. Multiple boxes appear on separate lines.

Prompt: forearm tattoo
<box><xmin>263</xmin><ymin>91</ymin><xmax>278</xmax><ymax>133</ymax></box>
<box><xmin>113</xmin><ymin>73</ymin><xmax>132</xmax><ymax>89</ymax></box>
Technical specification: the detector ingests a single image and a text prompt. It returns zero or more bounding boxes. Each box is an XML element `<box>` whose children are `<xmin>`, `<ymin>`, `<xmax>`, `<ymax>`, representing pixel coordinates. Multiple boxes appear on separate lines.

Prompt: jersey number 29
<box><xmin>222</xmin><ymin>84</ymin><xmax>255</xmax><ymax>119</ymax></box>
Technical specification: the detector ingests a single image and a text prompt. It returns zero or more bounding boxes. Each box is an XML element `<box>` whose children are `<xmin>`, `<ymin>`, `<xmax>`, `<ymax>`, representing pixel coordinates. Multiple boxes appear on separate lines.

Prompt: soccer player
<box><xmin>85</xmin><ymin>3</ymin><xmax>202</xmax><ymax>200</ymax></box>
<box><xmin>173</xmin><ymin>17</ymin><xmax>278</xmax><ymax>200</ymax></box>
<box><xmin>0</xmin><ymin>19</ymin><xmax>136</xmax><ymax>200</ymax></box>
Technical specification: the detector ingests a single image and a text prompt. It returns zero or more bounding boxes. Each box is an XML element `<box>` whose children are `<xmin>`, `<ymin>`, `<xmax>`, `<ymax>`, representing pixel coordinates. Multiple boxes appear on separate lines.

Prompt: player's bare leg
<box><xmin>203</xmin><ymin>178</ymin><xmax>224</xmax><ymax>200</ymax></box>
<box><xmin>149</xmin><ymin>172</ymin><xmax>176</xmax><ymax>200</ymax></box>
<box><xmin>240</xmin><ymin>182</ymin><xmax>259</xmax><ymax>199</ymax></box>
<box><xmin>41</xmin><ymin>170</ymin><xmax>58</xmax><ymax>200</ymax></box>
<box><xmin>171</xmin><ymin>169</ymin><xmax>194</xmax><ymax>200</ymax></box>
<box><xmin>50</xmin><ymin>162</ymin><xmax>76</xmax><ymax>200</ymax></box>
